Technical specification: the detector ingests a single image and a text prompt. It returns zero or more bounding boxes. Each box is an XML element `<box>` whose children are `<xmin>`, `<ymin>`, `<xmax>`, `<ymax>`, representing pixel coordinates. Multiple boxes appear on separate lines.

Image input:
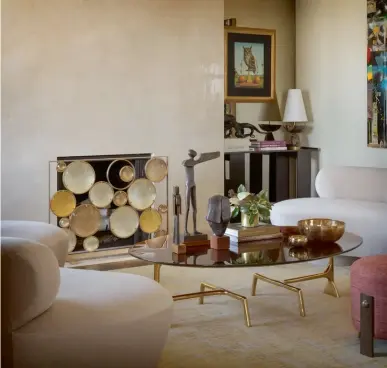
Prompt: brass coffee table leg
<box><xmin>284</xmin><ymin>257</ymin><xmax>340</xmax><ymax>298</ymax></box>
<box><xmin>154</xmin><ymin>263</ymin><xmax>161</xmax><ymax>283</ymax></box>
<box><xmin>252</xmin><ymin>273</ymin><xmax>306</xmax><ymax>317</ymax></box>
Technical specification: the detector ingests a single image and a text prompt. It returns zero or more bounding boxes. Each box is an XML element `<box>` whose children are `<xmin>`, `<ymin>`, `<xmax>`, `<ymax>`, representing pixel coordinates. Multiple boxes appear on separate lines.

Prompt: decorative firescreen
<box><xmin>49</xmin><ymin>154</ymin><xmax>168</xmax><ymax>254</ymax></box>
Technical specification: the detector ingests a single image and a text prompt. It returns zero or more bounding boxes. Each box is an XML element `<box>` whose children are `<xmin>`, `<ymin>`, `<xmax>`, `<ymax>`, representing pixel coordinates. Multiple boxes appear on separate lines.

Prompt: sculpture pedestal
<box><xmin>210</xmin><ymin>249</ymin><xmax>230</xmax><ymax>262</ymax></box>
<box><xmin>210</xmin><ymin>235</ymin><xmax>230</xmax><ymax>250</ymax></box>
<box><xmin>183</xmin><ymin>234</ymin><xmax>208</xmax><ymax>243</ymax></box>
<box><xmin>171</xmin><ymin>244</ymin><xmax>186</xmax><ymax>254</ymax></box>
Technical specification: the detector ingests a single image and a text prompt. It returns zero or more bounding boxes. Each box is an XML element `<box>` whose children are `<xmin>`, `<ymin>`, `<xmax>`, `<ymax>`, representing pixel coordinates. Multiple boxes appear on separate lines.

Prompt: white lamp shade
<box><xmin>283</xmin><ymin>89</ymin><xmax>308</xmax><ymax>122</ymax></box>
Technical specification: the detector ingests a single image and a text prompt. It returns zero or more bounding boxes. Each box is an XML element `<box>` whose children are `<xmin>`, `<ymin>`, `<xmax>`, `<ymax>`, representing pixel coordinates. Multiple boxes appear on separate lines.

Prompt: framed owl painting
<box><xmin>224</xmin><ymin>27</ymin><xmax>276</xmax><ymax>102</ymax></box>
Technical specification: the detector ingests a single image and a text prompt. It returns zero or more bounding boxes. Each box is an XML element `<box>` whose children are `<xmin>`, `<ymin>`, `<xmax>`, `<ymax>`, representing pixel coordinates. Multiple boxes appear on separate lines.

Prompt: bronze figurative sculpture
<box><xmin>172</xmin><ymin>186</ymin><xmax>181</xmax><ymax>245</ymax></box>
<box><xmin>182</xmin><ymin>149</ymin><xmax>220</xmax><ymax>239</ymax></box>
<box><xmin>224</xmin><ymin>113</ymin><xmax>264</xmax><ymax>139</ymax></box>
<box><xmin>206</xmin><ymin>195</ymin><xmax>231</xmax><ymax>237</ymax></box>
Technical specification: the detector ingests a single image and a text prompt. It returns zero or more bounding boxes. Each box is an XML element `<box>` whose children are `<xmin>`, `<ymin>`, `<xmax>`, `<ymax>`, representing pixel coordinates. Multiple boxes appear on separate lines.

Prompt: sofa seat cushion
<box><xmin>271</xmin><ymin>198</ymin><xmax>387</xmax><ymax>257</ymax></box>
<box><xmin>1</xmin><ymin>221</ymin><xmax>69</xmax><ymax>267</ymax></box>
<box><xmin>12</xmin><ymin>268</ymin><xmax>173</xmax><ymax>368</ymax></box>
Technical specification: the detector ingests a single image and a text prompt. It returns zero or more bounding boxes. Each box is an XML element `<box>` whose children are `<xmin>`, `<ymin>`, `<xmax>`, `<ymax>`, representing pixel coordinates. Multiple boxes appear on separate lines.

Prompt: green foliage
<box><xmin>229</xmin><ymin>185</ymin><xmax>272</xmax><ymax>224</ymax></box>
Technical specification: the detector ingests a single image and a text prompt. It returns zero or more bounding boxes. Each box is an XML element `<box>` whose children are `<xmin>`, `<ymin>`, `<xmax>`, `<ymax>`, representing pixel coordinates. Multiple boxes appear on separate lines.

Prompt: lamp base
<box><xmin>283</xmin><ymin>123</ymin><xmax>305</xmax><ymax>149</ymax></box>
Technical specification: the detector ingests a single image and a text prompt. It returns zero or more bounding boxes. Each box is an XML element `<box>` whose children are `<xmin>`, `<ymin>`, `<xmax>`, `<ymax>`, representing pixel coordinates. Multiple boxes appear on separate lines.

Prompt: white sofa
<box><xmin>270</xmin><ymin>166</ymin><xmax>387</xmax><ymax>257</ymax></box>
<box><xmin>1</xmin><ymin>224</ymin><xmax>174</xmax><ymax>368</ymax></box>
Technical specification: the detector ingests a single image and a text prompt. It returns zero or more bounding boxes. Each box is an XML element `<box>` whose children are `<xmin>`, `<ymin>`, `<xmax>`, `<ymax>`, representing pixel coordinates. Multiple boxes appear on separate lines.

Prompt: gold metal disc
<box><xmin>83</xmin><ymin>236</ymin><xmax>99</xmax><ymax>252</ymax></box>
<box><xmin>113</xmin><ymin>191</ymin><xmax>128</xmax><ymax>207</ymax></box>
<box><xmin>62</xmin><ymin>161</ymin><xmax>96</xmax><ymax>194</ymax></box>
<box><xmin>56</xmin><ymin>161</ymin><xmax>67</xmax><ymax>172</ymax></box>
<box><xmin>88</xmin><ymin>181</ymin><xmax>114</xmax><ymax>208</ymax></box>
<box><xmin>139</xmin><ymin>208</ymin><xmax>162</xmax><ymax>233</ymax></box>
<box><xmin>106</xmin><ymin>159</ymin><xmax>136</xmax><ymax>190</ymax></box>
<box><xmin>69</xmin><ymin>204</ymin><xmax>101</xmax><ymax>238</ymax></box>
<box><xmin>59</xmin><ymin>217</ymin><xmax>70</xmax><ymax>228</ymax></box>
<box><xmin>64</xmin><ymin>229</ymin><xmax>77</xmax><ymax>253</ymax></box>
<box><xmin>119</xmin><ymin>165</ymin><xmax>135</xmax><ymax>183</ymax></box>
<box><xmin>50</xmin><ymin>190</ymin><xmax>77</xmax><ymax>217</ymax></box>
<box><xmin>158</xmin><ymin>204</ymin><xmax>168</xmax><ymax>214</ymax></box>
<box><xmin>109</xmin><ymin>206</ymin><xmax>139</xmax><ymax>239</ymax></box>
<box><xmin>127</xmin><ymin>178</ymin><xmax>157</xmax><ymax>211</ymax></box>
<box><xmin>145</xmin><ymin>157</ymin><xmax>168</xmax><ymax>182</ymax></box>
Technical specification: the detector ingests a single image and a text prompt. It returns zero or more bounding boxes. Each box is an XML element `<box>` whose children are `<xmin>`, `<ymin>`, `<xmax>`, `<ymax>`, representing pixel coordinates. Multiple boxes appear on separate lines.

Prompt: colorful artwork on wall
<box><xmin>367</xmin><ymin>0</ymin><xmax>387</xmax><ymax>148</ymax></box>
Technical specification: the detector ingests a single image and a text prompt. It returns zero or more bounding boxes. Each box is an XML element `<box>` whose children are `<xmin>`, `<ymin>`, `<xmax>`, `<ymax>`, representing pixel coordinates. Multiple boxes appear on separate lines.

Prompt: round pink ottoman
<box><xmin>351</xmin><ymin>255</ymin><xmax>387</xmax><ymax>339</ymax></box>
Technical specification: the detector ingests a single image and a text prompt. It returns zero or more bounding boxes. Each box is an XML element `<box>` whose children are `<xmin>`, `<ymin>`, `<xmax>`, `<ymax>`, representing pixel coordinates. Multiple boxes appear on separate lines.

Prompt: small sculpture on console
<box><xmin>182</xmin><ymin>149</ymin><xmax>220</xmax><ymax>241</ymax></box>
<box><xmin>206</xmin><ymin>195</ymin><xmax>231</xmax><ymax>250</ymax></box>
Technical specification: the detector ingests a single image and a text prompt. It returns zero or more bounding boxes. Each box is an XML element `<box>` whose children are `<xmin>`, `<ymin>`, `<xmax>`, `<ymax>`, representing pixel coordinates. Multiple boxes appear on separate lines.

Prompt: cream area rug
<box><xmin>115</xmin><ymin>263</ymin><xmax>387</xmax><ymax>368</ymax></box>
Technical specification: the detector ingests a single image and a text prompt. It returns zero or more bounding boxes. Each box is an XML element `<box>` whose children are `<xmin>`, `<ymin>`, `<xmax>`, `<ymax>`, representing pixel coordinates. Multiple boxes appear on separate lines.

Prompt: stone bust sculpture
<box><xmin>206</xmin><ymin>195</ymin><xmax>231</xmax><ymax>237</ymax></box>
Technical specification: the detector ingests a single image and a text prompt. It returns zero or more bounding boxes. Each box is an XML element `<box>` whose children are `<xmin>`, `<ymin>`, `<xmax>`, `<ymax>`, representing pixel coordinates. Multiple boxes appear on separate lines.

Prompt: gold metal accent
<box><xmin>252</xmin><ymin>273</ymin><xmax>306</xmax><ymax>317</ymax></box>
<box><xmin>298</xmin><ymin>218</ymin><xmax>345</xmax><ymax>242</ymax></box>
<box><xmin>62</xmin><ymin>161</ymin><xmax>96</xmax><ymax>194</ymax></box>
<box><xmin>56</xmin><ymin>161</ymin><xmax>67</xmax><ymax>172</ymax></box>
<box><xmin>64</xmin><ymin>229</ymin><xmax>77</xmax><ymax>253</ymax></box>
<box><xmin>139</xmin><ymin>208</ymin><xmax>162</xmax><ymax>233</ymax></box>
<box><xmin>88</xmin><ymin>181</ymin><xmax>114</xmax><ymax>208</ymax></box>
<box><xmin>144</xmin><ymin>157</ymin><xmax>168</xmax><ymax>183</ymax></box>
<box><xmin>50</xmin><ymin>190</ymin><xmax>77</xmax><ymax>217</ymax></box>
<box><xmin>158</xmin><ymin>204</ymin><xmax>168</xmax><ymax>214</ymax></box>
<box><xmin>127</xmin><ymin>178</ymin><xmax>157</xmax><ymax>211</ymax></box>
<box><xmin>83</xmin><ymin>236</ymin><xmax>100</xmax><ymax>252</ymax></box>
<box><xmin>284</xmin><ymin>257</ymin><xmax>340</xmax><ymax>298</ymax></box>
<box><xmin>106</xmin><ymin>159</ymin><xmax>136</xmax><ymax>190</ymax></box>
<box><xmin>241</xmin><ymin>213</ymin><xmax>259</xmax><ymax>227</ymax></box>
<box><xmin>288</xmin><ymin>235</ymin><xmax>308</xmax><ymax>246</ymax></box>
<box><xmin>119</xmin><ymin>165</ymin><xmax>135</xmax><ymax>183</ymax></box>
<box><xmin>153</xmin><ymin>264</ymin><xmax>251</xmax><ymax>327</ymax></box>
<box><xmin>59</xmin><ymin>217</ymin><xmax>70</xmax><ymax>228</ymax></box>
<box><xmin>69</xmin><ymin>204</ymin><xmax>101</xmax><ymax>238</ymax></box>
<box><xmin>112</xmin><ymin>191</ymin><xmax>128</xmax><ymax>207</ymax></box>
<box><xmin>109</xmin><ymin>205</ymin><xmax>139</xmax><ymax>239</ymax></box>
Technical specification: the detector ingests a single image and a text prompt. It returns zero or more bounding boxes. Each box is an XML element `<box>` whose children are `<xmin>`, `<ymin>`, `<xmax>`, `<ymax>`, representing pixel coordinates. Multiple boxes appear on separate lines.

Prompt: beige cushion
<box><xmin>1</xmin><ymin>221</ymin><xmax>69</xmax><ymax>267</ymax></box>
<box><xmin>1</xmin><ymin>237</ymin><xmax>60</xmax><ymax>331</ymax></box>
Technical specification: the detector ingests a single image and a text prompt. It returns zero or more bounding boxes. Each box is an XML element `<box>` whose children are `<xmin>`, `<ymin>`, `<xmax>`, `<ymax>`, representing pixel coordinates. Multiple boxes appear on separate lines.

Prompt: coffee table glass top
<box><xmin>129</xmin><ymin>232</ymin><xmax>362</xmax><ymax>268</ymax></box>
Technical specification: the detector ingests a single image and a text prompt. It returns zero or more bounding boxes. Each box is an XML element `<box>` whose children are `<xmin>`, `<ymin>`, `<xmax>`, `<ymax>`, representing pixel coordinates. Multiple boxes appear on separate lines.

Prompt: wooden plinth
<box><xmin>171</xmin><ymin>244</ymin><xmax>186</xmax><ymax>254</ymax></box>
<box><xmin>210</xmin><ymin>249</ymin><xmax>231</xmax><ymax>262</ymax></box>
<box><xmin>210</xmin><ymin>235</ymin><xmax>230</xmax><ymax>250</ymax></box>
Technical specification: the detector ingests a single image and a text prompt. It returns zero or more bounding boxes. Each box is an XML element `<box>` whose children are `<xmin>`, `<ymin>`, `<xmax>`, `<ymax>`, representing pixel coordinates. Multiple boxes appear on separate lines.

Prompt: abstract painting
<box><xmin>224</xmin><ymin>27</ymin><xmax>275</xmax><ymax>102</ymax></box>
<box><xmin>367</xmin><ymin>0</ymin><xmax>387</xmax><ymax>148</ymax></box>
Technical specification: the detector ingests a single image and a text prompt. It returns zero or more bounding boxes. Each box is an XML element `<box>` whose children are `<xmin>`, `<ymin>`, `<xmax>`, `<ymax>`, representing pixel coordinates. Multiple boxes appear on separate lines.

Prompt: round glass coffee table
<box><xmin>129</xmin><ymin>232</ymin><xmax>362</xmax><ymax>327</ymax></box>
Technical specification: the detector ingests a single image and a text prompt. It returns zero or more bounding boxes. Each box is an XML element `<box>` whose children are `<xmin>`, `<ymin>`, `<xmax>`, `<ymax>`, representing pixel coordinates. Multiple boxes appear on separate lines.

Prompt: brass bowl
<box><xmin>288</xmin><ymin>235</ymin><xmax>308</xmax><ymax>247</ymax></box>
<box><xmin>298</xmin><ymin>218</ymin><xmax>345</xmax><ymax>242</ymax></box>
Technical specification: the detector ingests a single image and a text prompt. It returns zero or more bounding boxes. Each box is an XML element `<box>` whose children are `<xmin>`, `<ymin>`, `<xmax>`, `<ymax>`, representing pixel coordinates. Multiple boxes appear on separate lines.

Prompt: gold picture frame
<box><xmin>224</xmin><ymin>26</ymin><xmax>276</xmax><ymax>102</ymax></box>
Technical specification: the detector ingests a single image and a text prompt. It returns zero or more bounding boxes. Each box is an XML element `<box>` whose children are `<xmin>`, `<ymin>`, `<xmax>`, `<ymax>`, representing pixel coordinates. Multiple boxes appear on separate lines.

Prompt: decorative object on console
<box><xmin>182</xmin><ymin>149</ymin><xmax>220</xmax><ymax>241</ymax></box>
<box><xmin>257</xmin><ymin>98</ymin><xmax>282</xmax><ymax>141</ymax></box>
<box><xmin>282</xmin><ymin>89</ymin><xmax>308</xmax><ymax>150</ymax></box>
<box><xmin>224</xmin><ymin>26</ymin><xmax>276</xmax><ymax>102</ymax></box>
<box><xmin>49</xmin><ymin>154</ymin><xmax>169</xmax><ymax>258</ymax></box>
<box><xmin>367</xmin><ymin>1</ymin><xmax>387</xmax><ymax>148</ymax></box>
<box><xmin>206</xmin><ymin>195</ymin><xmax>231</xmax><ymax>250</ymax></box>
<box><xmin>249</xmin><ymin>139</ymin><xmax>287</xmax><ymax>151</ymax></box>
<box><xmin>224</xmin><ymin>113</ymin><xmax>264</xmax><ymax>139</ymax></box>
<box><xmin>298</xmin><ymin>218</ymin><xmax>345</xmax><ymax>242</ymax></box>
<box><xmin>229</xmin><ymin>184</ymin><xmax>272</xmax><ymax>227</ymax></box>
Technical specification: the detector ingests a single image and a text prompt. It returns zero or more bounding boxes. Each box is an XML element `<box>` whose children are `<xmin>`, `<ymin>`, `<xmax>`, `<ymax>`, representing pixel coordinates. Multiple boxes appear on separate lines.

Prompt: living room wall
<box><xmin>296</xmin><ymin>0</ymin><xmax>387</xmax><ymax>168</ymax></box>
<box><xmin>1</xmin><ymin>0</ymin><xmax>224</xmax><ymax>231</ymax></box>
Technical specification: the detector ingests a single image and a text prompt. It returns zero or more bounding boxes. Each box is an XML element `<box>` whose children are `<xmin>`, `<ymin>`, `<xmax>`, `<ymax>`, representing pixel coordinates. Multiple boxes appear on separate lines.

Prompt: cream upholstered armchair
<box><xmin>1</xmin><ymin>222</ymin><xmax>173</xmax><ymax>368</ymax></box>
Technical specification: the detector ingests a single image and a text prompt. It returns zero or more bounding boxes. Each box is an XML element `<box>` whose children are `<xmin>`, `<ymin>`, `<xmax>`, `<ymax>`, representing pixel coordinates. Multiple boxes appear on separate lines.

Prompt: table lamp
<box><xmin>282</xmin><ymin>89</ymin><xmax>308</xmax><ymax>150</ymax></box>
<box><xmin>257</xmin><ymin>98</ymin><xmax>282</xmax><ymax>141</ymax></box>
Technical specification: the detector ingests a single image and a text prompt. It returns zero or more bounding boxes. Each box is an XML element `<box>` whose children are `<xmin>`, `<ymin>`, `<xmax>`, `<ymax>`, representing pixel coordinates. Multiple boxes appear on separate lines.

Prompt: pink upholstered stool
<box><xmin>351</xmin><ymin>255</ymin><xmax>387</xmax><ymax>357</ymax></box>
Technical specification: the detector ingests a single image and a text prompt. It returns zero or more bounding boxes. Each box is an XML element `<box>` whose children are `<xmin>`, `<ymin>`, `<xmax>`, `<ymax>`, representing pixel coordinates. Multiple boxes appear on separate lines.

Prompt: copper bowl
<box><xmin>297</xmin><ymin>218</ymin><xmax>345</xmax><ymax>242</ymax></box>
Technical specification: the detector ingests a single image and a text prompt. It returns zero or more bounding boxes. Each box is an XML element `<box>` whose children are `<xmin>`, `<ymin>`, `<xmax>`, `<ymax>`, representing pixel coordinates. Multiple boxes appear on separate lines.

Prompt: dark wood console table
<box><xmin>224</xmin><ymin>147</ymin><xmax>319</xmax><ymax>203</ymax></box>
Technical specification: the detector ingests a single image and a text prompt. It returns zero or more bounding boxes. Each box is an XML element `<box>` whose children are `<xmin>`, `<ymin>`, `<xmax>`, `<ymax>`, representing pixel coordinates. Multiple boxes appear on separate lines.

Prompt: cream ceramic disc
<box><xmin>59</xmin><ymin>217</ymin><xmax>70</xmax><ymax>228</ymax></box>
<box><xmin>113</xmin><ymin>191</ymin><xmax>128</xmax><ymax>207</ymax></box>
<box><xmin>89</xmin><ymin>181</ymin><xmax>114</xmax><ymax>208</ymax></box>
<box><xmin>64</xmin><ymin>229</ymin><xmax>77</xmax><ymax>253</ymax></box>
<box><xmin>69</xmin><ymin>204</ymin><xmax>101</xmax><ymax>238</ymax></box>
<box><xmin>50</xmin><ymin>190</ymin><xmax>77</xmax><ymax>217</ymax></box>
<box><xmin>56</xmin><ymin>161</ymin><xmax>67</xmax><ymax>172</ymax></box>
<box><xmin>139</xmin><ymin>208</ymin><xmax>162</xmax><ymax>233</ymax></box>
<box><xmin>127</xmin><ymin>178</ymin><xmax>157</xmax><ymax>211</ymax></box>
<box><xmin>83</xmin><ymin>236</ymin><xmax>100</xmax><ymax>252</ymax></box>
<box><xmin>145</xmin><ymin>157</ymin><xmax>168</xmax><ymax>182</ymax></box>
<box><xmin>119</xmin><ymin>165</ymin><xmax>135</xmax><ymax>183</ymax></box>
<box><xmin>62</xmin><ymin>161</ymin><xmax>96</xmax><ymax>194</ymax></box>
<box><xmin>109</xmin><ymin>206</ymin><xmax>139</xmax><ymax>238</ymax></box>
